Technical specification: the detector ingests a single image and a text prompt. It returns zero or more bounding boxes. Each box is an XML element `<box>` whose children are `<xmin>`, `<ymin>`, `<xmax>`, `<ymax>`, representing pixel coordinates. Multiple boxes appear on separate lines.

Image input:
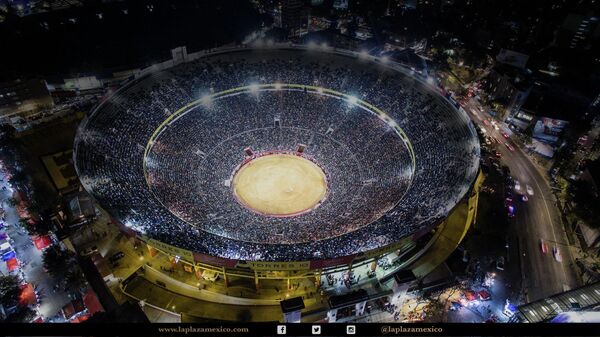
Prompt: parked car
<box><xmin>526</xmin><ymin>185</ymin><xmax>534</xmax><ymax>196</ymax></box>
<box><xmin>514</xmin><ymin>180</ymin><xmax>521</xmax><ymax>191</ymax></box>
<box><xmin>507</xmin><ymin>205</ymin><xmax>516</xmax><ymax>218</ymax></box>
<box><xmin>109</xmin><ymin>251</ymin><xmax>125</xmax><ymax>262</ymax></box>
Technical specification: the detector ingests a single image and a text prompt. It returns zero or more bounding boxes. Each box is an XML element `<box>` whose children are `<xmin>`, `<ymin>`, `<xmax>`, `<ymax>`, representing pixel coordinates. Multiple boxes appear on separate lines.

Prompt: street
<box><xmin>0</xmin><ymin>175</ymin><xmax>70</xmax><ymax>321</ymax></box>
<box><xmin>463</xmin><ymin>98</ymin><xmax>581</xmax><ymax>302</ymax></box>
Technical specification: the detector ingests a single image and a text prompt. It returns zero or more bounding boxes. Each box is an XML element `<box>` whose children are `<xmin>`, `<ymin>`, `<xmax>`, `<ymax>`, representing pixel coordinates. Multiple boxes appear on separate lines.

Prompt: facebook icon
<box><xmin>277</xmin><ymin>325</ymin><xmax>287</xmax><ymax>335</ymax></box>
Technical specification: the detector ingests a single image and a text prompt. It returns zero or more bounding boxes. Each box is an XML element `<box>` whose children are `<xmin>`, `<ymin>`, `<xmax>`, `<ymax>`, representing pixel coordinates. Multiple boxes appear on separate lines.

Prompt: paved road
<box><xmin>0</xmin><ymin>177</ymin><xmax>70</xmax><ymax>321</ymax></box>
<box><xmin>463</xmin><ymin>99</ymin><xmax>580</xmax><ymax>302</ymax></box>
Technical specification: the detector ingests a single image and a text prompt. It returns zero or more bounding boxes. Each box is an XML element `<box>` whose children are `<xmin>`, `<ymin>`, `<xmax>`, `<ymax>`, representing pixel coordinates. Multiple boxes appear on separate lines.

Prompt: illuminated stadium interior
<box><xmin>74</xmin><ymin>47</ymin><xmax>480</xmax><ymax>262</ymax></box>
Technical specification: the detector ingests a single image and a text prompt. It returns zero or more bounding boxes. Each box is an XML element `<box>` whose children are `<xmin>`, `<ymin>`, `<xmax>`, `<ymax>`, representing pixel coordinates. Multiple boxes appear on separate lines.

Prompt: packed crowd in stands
<box><xmin>74</xmin><ymin>47</ymin><xmax>479</xmax><ymax>261</ymax></box>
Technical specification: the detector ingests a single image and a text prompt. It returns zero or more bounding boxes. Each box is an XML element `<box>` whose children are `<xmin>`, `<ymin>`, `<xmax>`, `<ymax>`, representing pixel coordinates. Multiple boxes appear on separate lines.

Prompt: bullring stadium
<box><xmin>74</xmin><ymin>46</ymin><xmax>481</xmax><ymax>285</ymax></box>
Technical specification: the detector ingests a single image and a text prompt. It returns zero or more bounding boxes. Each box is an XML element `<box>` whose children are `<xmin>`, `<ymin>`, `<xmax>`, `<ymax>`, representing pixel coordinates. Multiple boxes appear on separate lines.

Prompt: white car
<box><xmin>514</xmin><ymin>180</ymin><xmax>521</xmax><ymax>191</ymax></box>
<box><xmin>526</xmin><ymin>185</ymin><xmax>534</xmax><ymax>196</ymax></box>
<box><xmin>553</xmin><ymin>246</ymin><xmax>562</xmax><ymax>263</ymax></box>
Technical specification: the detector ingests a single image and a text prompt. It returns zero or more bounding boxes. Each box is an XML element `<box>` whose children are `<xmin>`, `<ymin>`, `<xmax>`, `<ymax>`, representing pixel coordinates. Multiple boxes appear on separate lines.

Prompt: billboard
<box><xmin>532</xmin><ymin>117</ymin><xmax>568</xmax><ymax>145</ymax></box>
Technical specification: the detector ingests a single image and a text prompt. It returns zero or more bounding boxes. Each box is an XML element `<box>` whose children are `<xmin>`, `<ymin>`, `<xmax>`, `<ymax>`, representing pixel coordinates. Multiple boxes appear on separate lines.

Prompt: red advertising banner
<box><xmin>193</xmin><ymin>252</ymin><xmax>238</xmax><ymax>268</ymax></box>
<box><xmin>309</xmin><ymin>254</ymin><xmax>356</xmax><ymax>270</ymax></box>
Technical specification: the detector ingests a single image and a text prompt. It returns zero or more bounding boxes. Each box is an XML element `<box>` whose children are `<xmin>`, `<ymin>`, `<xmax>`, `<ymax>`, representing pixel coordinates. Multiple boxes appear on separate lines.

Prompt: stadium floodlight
<box><xmin>200</xmin><ymin>94</ymin><xmax>212</xmax><ymax>107</ymax></box>
<box><xmin>274</xmin><ymin>82</ymin><xmax>283</xmax><ymax>90</ymax></box>
<box><xmin>249</xmin><ymin>83</ymin><xmax>260</xmax><ymax>94</ymax></box>
<box><xmin>348</xmin><ymin>95</ymin><xmax>358</xmax><ymax>105</ymax></box>
<box><xmin>124</xmin><ymin>219</ymin><xmax>145</xmax><ymax>234</ymax></box>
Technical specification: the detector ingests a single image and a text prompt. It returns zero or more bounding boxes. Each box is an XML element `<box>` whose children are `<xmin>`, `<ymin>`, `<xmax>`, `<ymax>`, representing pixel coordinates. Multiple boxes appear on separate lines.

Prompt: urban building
<box><xmin>483</xmin><ymin>65</ymin><xmax>532</xmax><ymax>121</ymax></box>
<box><xmin>0</xmin><ymin>79</ymin><xmax>54</xmax><ymax>123</ymax></box>
<box><xmin>281</xmin><ymin>0</ymin><xmax>307</xmax><ymax>36</ymax></box>
<box><xmin>554</xmin><ymin>14</ymin><xmax>600</xmax><ymax>50</ymax></box>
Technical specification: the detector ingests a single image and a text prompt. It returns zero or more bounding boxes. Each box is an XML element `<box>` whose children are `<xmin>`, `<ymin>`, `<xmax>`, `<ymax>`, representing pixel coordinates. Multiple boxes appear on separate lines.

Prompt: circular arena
<box><xmin>231</xmin><ymin>152</ymin><xmax>329</xmax><ymax>217</ymax></box>
<box><xmin>74</xmin><ymin>47</ymin><xmax>480</xmax><ymax>262</ymax></box>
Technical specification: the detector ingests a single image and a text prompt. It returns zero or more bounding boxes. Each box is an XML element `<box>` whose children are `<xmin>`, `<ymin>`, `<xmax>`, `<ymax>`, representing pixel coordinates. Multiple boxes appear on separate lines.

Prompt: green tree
<box><xmin>423</xmin><ymin>300</ymin><xmax>446</xmax><ymax>322</ymax></box>
<box><xmin>8</xmin><ymin>168</ymin><xmax>28</xmax><ymax>190</ymax></box>
<box><xmin>23</xmin><ymin>210</ymin><xmax>53</xmax><ymax>236</ymax></box>
<box><xmin>0</xmin><ymin>124</ymin><xmax>16</xmax><ymax>141</ymax></box>
<box><xmin>64</xmin><ymin>268</ymin><xmax>86</xmax><ymax>291</ymax></box>
<box><xmin>0</xmin><ymin>275</ymin><xmax>21</xmax><ymax>308</ymax></box>
<box><xmin>5</xmin><ymin>306</ymin><xmax>36</xmax><ymax>322</ymax></box>
<box><xmin>43</xmin><ymin>246</ymin><xmax>76</xmax><ymax>279</ymax></box>
<box><xmin>569</xmin><ymin>180</ymin><xmax>600</xmax><ymax>228</ymax></box>
<box><xmin>19</xmin><ymin>218</ymin><xmax>43</xmax><ymax>236</ymax></box>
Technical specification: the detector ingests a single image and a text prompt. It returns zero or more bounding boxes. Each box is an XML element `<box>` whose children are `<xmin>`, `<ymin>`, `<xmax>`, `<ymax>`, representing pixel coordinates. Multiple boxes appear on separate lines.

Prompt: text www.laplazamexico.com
<box><xmin>157</xmin><ymin>325</ymin><xmax>249</xmax><ymax>335</ymax></box>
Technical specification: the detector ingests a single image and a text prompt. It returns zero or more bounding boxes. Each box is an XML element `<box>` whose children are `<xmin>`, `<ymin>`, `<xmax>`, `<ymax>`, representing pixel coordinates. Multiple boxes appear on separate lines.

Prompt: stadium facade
<box><xmin>74</xmin><ymin>45</ymin><xmax>481</xmax><ymax>288</ymax></box>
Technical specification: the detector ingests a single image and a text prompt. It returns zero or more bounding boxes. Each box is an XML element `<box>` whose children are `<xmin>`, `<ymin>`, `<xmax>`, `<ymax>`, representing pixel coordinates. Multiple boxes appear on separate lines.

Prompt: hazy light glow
<box><xmin>200</xmin><ymin>94</ymin><xmax>212</xmax><ymax>106</ymax></box>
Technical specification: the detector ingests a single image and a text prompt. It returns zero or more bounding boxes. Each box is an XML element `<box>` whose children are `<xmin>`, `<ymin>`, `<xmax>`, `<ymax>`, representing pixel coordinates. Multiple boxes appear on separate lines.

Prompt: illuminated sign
<box><xmin>243</xmin><ymin>261</ymin><xmax>311</xmax><ymax>271</ymax></box>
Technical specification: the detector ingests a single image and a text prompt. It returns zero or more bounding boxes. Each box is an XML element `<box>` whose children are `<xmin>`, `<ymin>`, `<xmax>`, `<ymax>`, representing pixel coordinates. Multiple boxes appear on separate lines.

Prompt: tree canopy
<box><xmin>43</xmin><ymin>246</ymin><xmax>76</xmax><ymax>279</ymax></box>
<box><xmin>0</xmin><ymin>275</ymin><xmax>21</xmax><ymax>308</ymax></box>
